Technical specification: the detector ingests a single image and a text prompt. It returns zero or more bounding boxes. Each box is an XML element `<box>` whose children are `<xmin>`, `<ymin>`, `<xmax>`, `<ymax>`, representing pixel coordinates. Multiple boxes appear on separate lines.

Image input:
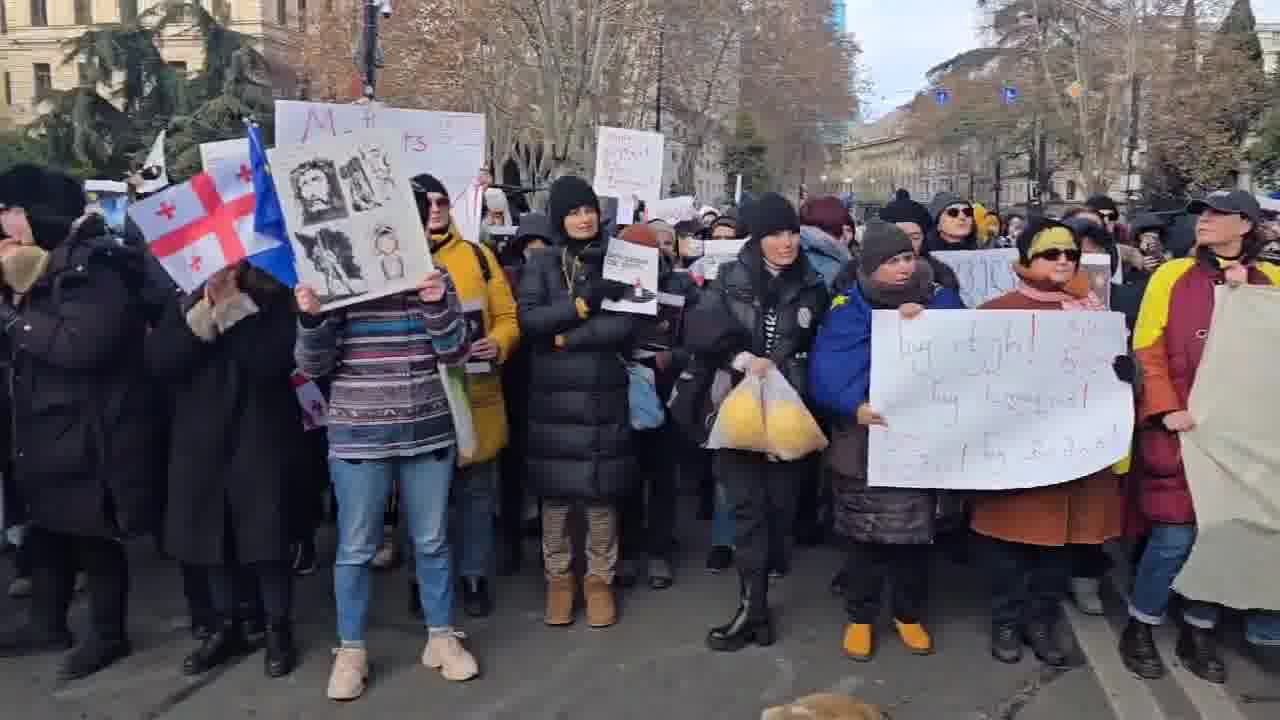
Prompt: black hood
<box><xmin>515</xmin><ymin>211</ymin><xmax>553</xmax><ymax>245</ymax></box>
<box><xmin>547</xmin><ymin>176</ymin><xmax>603</xmax><ymax>247</ymax></box>
<box><xmin>0</xmin><ymin>163</ymin><xmax>87</xmax><ymax>250</ymax></box>
<box><xmin>1129</xmin><ymin>212</ymin><xmax>1167</xmax><ymax>239</ymax></box>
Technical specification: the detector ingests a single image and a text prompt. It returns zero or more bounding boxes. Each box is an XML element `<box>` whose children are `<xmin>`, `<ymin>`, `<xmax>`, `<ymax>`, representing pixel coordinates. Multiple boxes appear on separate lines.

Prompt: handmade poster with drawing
<box><xmin>601</xmin><ymin>235</ymin><xmax>660</xmax><ymax>316</ymax></box>
<box><xmin>1081</xmin><ymin>253</ymin><xmax>1112</xmax><ymax>309</ymax></box>
<box><xmin>269</xmin><ymin>129</ymin><xmax>432</xmax><ymax>310</ymax></box>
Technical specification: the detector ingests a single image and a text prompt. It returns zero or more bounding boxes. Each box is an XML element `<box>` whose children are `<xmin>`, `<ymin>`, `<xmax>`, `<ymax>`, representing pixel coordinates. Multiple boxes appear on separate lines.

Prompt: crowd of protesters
<box><xmin>0</xmin><ymin>159</ymin><xmax>1276</xmax><ymax>701</ymax></box>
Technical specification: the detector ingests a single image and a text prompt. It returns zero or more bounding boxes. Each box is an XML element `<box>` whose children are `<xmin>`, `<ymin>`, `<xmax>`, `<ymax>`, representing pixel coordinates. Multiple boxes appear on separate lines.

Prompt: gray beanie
<box><xmin>859</xmin><ymin>221</ymin><xmax>915</xmax><ymax>274</ymax></box>
<box><xmin>927</xmin><ymin>192</ymin><xmax>969</xmax><ymax>225</ymax></box>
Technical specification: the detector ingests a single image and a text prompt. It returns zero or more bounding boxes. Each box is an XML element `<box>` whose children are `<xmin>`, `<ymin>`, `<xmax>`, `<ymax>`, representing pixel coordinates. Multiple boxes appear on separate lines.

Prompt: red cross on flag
<box><xmin>127</xmin><ymin>160</ymin><xmax>277</xmax><ymax>292</ymax></box>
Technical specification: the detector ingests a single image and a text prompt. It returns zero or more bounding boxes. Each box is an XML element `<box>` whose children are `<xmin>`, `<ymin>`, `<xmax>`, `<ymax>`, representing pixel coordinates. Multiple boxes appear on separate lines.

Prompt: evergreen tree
<box><xmin>722</xmin><ymin>112</ymin><xmax>772</xmax><ymax>202</ymax></box>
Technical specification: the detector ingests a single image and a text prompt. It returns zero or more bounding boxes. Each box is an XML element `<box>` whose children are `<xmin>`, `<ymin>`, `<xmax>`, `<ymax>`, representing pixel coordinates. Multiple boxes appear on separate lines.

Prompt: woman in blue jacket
<box><xmin>809</xmin><ymin>222</ymin><xmax>964</xmax><ymax>662</ymax></box>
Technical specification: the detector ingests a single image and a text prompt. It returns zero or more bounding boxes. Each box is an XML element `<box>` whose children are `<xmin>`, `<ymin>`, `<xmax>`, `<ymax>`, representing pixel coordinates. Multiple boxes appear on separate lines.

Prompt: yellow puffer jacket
<box><xmin>431</xmin><ymin>226</ymin><xmax>520</xmax><ymax>466</ymax></box>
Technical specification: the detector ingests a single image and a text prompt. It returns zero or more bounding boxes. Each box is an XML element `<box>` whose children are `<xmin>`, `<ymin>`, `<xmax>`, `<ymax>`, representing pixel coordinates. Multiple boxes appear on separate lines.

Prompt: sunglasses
<box><xmin>1098</xmin><ymin>211</ymin><xmax>1118</xmax><ymax>221</ymax></box>
<box><xmin>943</xmin><ymin>207</ymin><xmax>974</xmax><ymax>219</ymax></box>
<box><xmin>1034</xmin><ymin>248</ymin><xmax>1081</xmax><ymax>262</ymax></box>
<box><xmin>417</xmin><ymin>196</ymin><xmax>451</xmax><ymax>210</ymax></box>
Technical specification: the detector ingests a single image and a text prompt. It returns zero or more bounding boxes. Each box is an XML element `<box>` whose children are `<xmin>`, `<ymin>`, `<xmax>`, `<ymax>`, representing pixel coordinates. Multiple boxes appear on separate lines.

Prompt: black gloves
<box><xmin>578</xmin><ymin>277</ymin><xmax>632</xmax><ymax>311</ymax></box>
<box><xmin>1112</xmin><ymin>354</ymin><xmax>1136</xmax><ymax>384</ymax></box>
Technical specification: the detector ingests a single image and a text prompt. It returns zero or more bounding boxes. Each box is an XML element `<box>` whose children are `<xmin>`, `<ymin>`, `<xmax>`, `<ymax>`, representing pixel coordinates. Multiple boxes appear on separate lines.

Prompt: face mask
<box><xmin>1</xmin><ymin>245</ymin><xmax>50</xmax><ymax>294</ymax></box>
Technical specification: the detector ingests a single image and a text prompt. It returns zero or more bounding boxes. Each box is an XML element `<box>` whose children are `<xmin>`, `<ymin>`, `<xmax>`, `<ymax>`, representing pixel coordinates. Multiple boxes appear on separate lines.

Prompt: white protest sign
<box><xmin>200</xmin><ymin>137</ymin><xmax>250</xmax><ymax>174</ymax></box>
<box><xmin>593</xmin><ymin>126</ymin><xmax>664</xmax><ymax>227</ymax></box>
<box><xmin>868</xmin><ymin>309</ymin><xmax>1133</xmax><ymax>491</ymax></box>
<box><xmin>601</xmin><ymin>236</ymin><xmax>660</xmax><ymax>315</ymax></box>
<box><xmin>645</xmin><ymin>195</ymin><xmax>696</xmax><ymax>224</ymax></box>
<box><xmin>691</xmin><ymin>238</ymin><xmax>748</xmax><ymax>281</ymax></box>
<box><xmin>275</xmin><ymin>100</ymin><xmax>486</xmax><ymax>245</ymax></box>
<box><xmin>932</xmin><ymin>249</ymin><xmax>1017</xmax><ymax>308</ymax></box>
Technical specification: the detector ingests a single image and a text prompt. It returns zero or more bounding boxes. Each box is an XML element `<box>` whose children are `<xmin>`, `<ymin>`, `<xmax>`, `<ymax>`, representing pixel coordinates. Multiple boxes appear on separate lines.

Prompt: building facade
<box><xmin>0</xmin><ymin>0</ymin><xmax>302</xmax><ymax>129</ymax></box>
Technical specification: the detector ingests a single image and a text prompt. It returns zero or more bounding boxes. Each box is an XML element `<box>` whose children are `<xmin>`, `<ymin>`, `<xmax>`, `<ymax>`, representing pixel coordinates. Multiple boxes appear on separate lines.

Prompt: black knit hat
<box><xmin>0</xmin><ymin>163</ymin><xmax>87</xmax><ymax>250</ymax></box>
<box><xmin>879</xmin><ymin>195</ymin><xmax>932</xmax><ymax>231</ymax></box>
<box><xmin>1085</xmin><ymin>194</ymin><xmax>1118</xmax><ymax>214</ymax></box>
<box><xmin>860</xmin><ymin>221</ymin><xmax>915</xmax><ymax>274</ymax></box>
<box><xmin>410</xmin><ymin>173</ymin><xmax>449</xmax><ymax>198</ymax></box>
<box><xmin>547</xmin><ymin>175</ymin><xmax>601</xmax><ymax>244</ymax></box>
<box><xmin>747</xmin><ymin>192</ymin><xmax>800</xmax><ymax>242</ymax></box>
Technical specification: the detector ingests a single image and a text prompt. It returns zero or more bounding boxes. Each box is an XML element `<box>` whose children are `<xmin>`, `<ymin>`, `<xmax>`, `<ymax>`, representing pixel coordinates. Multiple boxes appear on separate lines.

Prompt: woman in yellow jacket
<box><xmin>412</xmin><ymin>173</ymin><xmax>520</xmax><ymax>618</ymax></box>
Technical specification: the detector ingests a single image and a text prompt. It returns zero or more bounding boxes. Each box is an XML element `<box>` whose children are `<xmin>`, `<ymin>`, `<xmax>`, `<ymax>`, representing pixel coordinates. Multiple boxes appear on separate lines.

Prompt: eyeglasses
<box><xmin>1098</xmin><ymin>211</ymin><xmax>1118</xmax><ymax>221</ymax></box>
<box><xmin>417</xmin><ymin>195</ymin><xmax>450</xmax><ymax>210</ymax></box>
<box><xmin>944</xmin><ymin>207</ymin><xmax>974</xmax><ymax>219</ymax></box>
<box><xmin>1034</xmin><ymin>248</ymin><xmax>1081</xmax><ymax>262</ymax></box>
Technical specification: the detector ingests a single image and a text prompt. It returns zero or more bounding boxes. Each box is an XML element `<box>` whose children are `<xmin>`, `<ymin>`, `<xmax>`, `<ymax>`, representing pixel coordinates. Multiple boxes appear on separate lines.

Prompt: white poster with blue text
<box><xmin>867</xmin><ymin>309</ymin><xmax>1133</xmax><ymax>490</ymax></box>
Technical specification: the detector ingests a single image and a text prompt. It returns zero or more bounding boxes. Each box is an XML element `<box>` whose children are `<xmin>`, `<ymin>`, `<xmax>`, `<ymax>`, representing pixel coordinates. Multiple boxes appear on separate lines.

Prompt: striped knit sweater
<box><xmin>295</xmin><ymin>279</ymin><xmax>470</xmax><ymax>460</ymax></box>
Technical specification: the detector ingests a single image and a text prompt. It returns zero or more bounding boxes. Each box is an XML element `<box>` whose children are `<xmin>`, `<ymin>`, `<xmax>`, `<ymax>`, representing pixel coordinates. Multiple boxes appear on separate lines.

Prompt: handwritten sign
<box><xmin>594</xmin><ymin>126</ymin><xmax>664</xmax><ymax>226</ymax></box>
<box><xmin>868</xmin><ymin>309</ymin><xmax>1133</xmax><ymax>491</ymax></box>
<box><xmin>932</xmin><ymin>249</ymin><xmax>1018</xmax><ymax>308</ymax></box>
<box><xmin>200</xmin><ymin>137</ymin><xmax>250</xmax><ymax>174</ymax></box>
<box><xmin>275</xmin><ymin>100</ymin><xmax>486</xmax><ymax>244</ymax></box>
<box><xmin>690</xmin><ymin>238</ymin><xmax>748</xmax><ymax>281</ymax></box>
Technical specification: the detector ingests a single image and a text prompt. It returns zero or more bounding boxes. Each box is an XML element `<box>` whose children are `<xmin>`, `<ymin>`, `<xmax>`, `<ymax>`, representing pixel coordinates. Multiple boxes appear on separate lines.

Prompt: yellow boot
<box><xmin>895</xmin><ymin>620</ymin><xmax>934</xmax><ymax>655</ymax></box>
<box><xmin>843</xmin><ymin>623</ymin><xmax>874</xmax><ymax>662</ymax></box>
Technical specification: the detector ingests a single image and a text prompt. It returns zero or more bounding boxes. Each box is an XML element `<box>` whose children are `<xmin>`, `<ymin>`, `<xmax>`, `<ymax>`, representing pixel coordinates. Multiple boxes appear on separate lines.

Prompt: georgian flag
<box><xmin>128</xmin><ymin>160</ymin><xmax>276</xmax><ymax>292</ymax></box>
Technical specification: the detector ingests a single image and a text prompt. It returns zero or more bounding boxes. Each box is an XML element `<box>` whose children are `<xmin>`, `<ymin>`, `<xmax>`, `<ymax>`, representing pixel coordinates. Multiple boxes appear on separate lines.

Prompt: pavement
<box><xmin>0</xmin><ymin>511</ymin><xmax>1274</xmax><ymax>720</ymax></box>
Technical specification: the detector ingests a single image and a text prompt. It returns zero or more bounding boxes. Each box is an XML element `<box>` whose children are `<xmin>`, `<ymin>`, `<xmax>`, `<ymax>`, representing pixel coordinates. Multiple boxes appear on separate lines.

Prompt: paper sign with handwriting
<box><xmin>275</xmin><ymin>100</ymin><xmax>486</xmax><ymax>245</ymax></box>
<box><xmin>868</xmin><ymin>309</ymin><xmax>1134</xmax><ymax>491</ymax></box>
<box><xmin>594</xmin><ymin>126</ymin><xmax>664</xmax><ymax>227</ymax></box>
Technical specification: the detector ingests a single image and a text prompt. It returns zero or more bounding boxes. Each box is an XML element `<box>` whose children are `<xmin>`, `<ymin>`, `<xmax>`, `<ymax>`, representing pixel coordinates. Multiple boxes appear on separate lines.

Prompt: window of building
<box><xmin>30</xmin><ymin>0</ymin><xmax>48</xmax><ymax>27</ymax></box>
<box><xmin>1</xmin><ymin>1</ymin><xmax>7</xmax><ymax>34</ymax></box>
<box><xmin>119</xmin><ymin>0</ymin><xmax>138</xmax><ymax>22</ymax></box>
<box><xmin>278</xmin><ymin>0</ymin><xmax>288</xmax><ymax>25</ymax></box>
<box><xmin>1065</xmin><ymin>179</ymin><xmax>1077</xmax><ymax>201</ymax></box>
<box><xmin>33</xmin><ymin>63</ymin><xmax>52</xmax><ymax>99</ymax></box>
<box><xmin>75</xmin><ymin>0</ymin><xmax>92</xmax><ymax>24</ymax></box>
<box><xmin>4</xmin><ymin>73</ymin><xmax>12</xmax><ymax>105</ymax></box>
<box><xmin>298</xmin><ymin>0</ymin><xmax>307</xmax><ymax>29</ymax></box>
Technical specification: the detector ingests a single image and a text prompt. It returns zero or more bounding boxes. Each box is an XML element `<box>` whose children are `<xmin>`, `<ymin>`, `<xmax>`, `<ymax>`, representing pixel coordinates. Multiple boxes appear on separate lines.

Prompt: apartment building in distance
<box><xmin>0</xmin><ymin>0</ymin><xmax>304</xmax><ymax>129</ymax></box>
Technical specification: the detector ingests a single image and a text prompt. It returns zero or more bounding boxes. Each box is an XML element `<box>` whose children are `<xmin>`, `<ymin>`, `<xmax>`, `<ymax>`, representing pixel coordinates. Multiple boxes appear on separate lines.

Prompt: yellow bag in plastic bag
<box><xmin>706</xmin><ymin>375</ymin><xmax>769</xmax><ymax>452</ymax></box>
<box><xmin>762</xmin><ymin>367</ymin><xmax>828</xmax><ymax>461</ymax></box>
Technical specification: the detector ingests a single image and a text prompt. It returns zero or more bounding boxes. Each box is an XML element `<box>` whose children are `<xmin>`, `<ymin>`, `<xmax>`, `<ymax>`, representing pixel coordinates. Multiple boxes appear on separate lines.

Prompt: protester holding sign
<box><xmin>684</xmin><ymin>192</ymin><xmax>829</xmax><ymax>652</ymax></box>
<box><xmin>1123</xmin><ymin>190</ymin><xmax>1280</xmax><ymax>684</ymax></box>
<box><xmin>294</xmin><ymin>246</ymin><xmax>476</xmax><ymax>697</ymax></box>
<box><xmin>809</xmin><ymin>223</ymin><xmax>965</xmax><ymax>662</ymax></box>
<box><xmin>971</xmin><ymin>218</ymin><xmax>1124</xmax><ymax>668</ymax></box>
<box><xmin>517</xmin><ymin>176</ymin><xmax>637</xmax><ymax>630</ymax></box>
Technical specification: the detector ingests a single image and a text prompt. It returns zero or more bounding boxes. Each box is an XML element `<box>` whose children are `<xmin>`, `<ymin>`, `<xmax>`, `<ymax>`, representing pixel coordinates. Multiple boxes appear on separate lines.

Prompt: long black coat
<box><xmin>145</xmin><ymin>277</ymin><xmax>302</xmax><ymax>565</ymax></box>
<box><xmin>8</xmin><ymin>224</ymin><xmax>159</xmax><ymax>538</ymax></box>
<box><xmin>517</xmin><ymin>245</ymin><xmax>637</xmax><ymax>501</ymax></box>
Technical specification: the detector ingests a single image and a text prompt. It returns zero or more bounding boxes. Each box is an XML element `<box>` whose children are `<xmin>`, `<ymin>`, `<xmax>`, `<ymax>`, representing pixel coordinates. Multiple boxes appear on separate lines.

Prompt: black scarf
<box><xmin>857</xmin><ymin>259</ymin><xmax>936</xmax><ymax>309</ymax></box>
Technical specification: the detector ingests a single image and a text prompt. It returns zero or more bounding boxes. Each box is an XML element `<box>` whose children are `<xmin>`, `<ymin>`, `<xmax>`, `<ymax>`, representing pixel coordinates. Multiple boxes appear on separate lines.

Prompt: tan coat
<box><xmin>969</xmin><ymin>286</ymin><xmax>1125</xmax><ymax>547</ymax></box>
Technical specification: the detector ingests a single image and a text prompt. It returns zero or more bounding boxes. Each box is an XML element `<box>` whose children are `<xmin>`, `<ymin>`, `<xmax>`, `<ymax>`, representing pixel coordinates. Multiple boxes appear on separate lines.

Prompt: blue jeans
<box><xmin>331</xmin><ymin>447</ymin><xmax>456</xmax><ymax>644</ymax></box>
<box><xmin>454</xmin><ymin>460</ymin><xmax>497</xmax><ymax>579</ymax></box>
<box><xmin>1130</xmin><ymin>523</ymin><xmax>1280</xmax><ymax>646</ymax></box>
<box><xmin>710</xmin><ymin>481</ymin><xmax>735</xmax><ymax>548</ymax></box>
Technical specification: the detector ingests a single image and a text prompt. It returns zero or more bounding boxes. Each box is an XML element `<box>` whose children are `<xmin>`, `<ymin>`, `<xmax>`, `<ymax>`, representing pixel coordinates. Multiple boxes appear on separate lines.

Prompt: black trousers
<box><xmin>621</xmin><ymin>423</ymin><xmax>680</xmax><ymax>560</ymax></box>
<box><xmin>715</xmin><ymin>450</ymin><xmax>797</xmax><ymax>576</ymax></box>
<box><xmin>843</xmin><ymin>541</ymin><xmax>930</xmax><ymax>624</ymax></box>
<box><xmin>288</xmin><ymin>429</ymin><xmax>329</xmax><ymax>544</ymax></box>
<box><xmin>26</xmin><ymin>527</ymin><xmax>128</xmax><ymax>643</ymax></box>
<box><xmin>208</xmin><ymin>562</ymin><xmax>292</xmax><ymax>624</ymax></box>
<box><xmin>978</xmin><ymin>535</ymin><xmax>1072</xmax><ymax>627</ymax></box>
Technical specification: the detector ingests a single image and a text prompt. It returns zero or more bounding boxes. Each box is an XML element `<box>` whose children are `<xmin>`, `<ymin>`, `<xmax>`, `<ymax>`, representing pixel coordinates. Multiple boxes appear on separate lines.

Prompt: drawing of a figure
<box><xmin>371</xmin><ymin>223</ymin><xmax>404</xmax><ymax>280</ymax></box>
<box><xmin>340</xmin><ymin>157</ymin><xmax>381</xmax><ymax>212</ymax></box>
<box><xmin>296</xmin><ymin>227</ymin><xmax>367</xmax><ymax>301</ymax></box>
<box><xmin>289</xmin><ymin>159</ymin><xmax>348</xmax><ymax>225</ymax></box>
<box><xmin>360</xmin><ymin>145</ymin><xmax>396</xmax><ymax>199</ymax></box>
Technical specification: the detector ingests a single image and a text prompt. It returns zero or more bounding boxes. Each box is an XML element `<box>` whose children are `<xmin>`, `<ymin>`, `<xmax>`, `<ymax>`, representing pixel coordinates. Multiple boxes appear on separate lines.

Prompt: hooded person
<box><xmin>809</xmin><ymin>223</ymin><xmax>964</xmax><ymax>662</ymax></box>
<box><xmin>798</xmin><ymin>196</ymin><xmax>855</xmax><ymax>292</ymax></box>
<box><xmin>683</xmin><ymin>191</ymin><xmax>829</xmax><ymax>653</ymax></box>
<box><xmin>516</xmin><ymin>175</ymin><xmax>638</xmax><ymax>629</ymax></box>
<box><xmin>924</xmin><ymin>192</ymin><xmax>979</xmax><ymax>253</ymax></box>
<box><xmin>1085</xmin><ymin>193</ymin><xmax>1126</xmax><ymax>244</ymax></box>
<box><xmin>879</xmin><ymin>192</ymin><xmax>962</xmax><ymax>296</ymax></box>
<box><xmin>0</xmin><ymin>164</ymin><xmax>160</xmax><ymax>681</ymax></box>
<box><xmin>410</xmin><ymin>173</ymin><xmax>520</xmax><ymax>620</ymax></box>
<box><xmin>970</xmin><ymin>218</ymin><xmax>1122</xmax><ymax>670</ymax></box>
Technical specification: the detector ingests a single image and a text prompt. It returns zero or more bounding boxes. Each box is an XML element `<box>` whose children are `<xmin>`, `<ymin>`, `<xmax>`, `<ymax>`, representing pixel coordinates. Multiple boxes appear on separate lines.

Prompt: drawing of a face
<box><xmin>298</xmin><ymin>168</ymin><xmax>332</xmax><ymax>214</ymax></box>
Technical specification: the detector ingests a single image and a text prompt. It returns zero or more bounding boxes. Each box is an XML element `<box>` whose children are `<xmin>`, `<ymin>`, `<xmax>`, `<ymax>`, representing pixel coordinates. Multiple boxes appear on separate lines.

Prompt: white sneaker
<box><xmin>326</xmin><ymin>646</ymin><xmax>369</xmax><ymax>701</ymax></box>
<box><xmin>1071</xmin><ymin>577</ymin><xmax>1105</xmax><ymax>616</ymax></box>
<box><xmin>422</xmin><ymin>631</ymin><xmax>478</xmax><ymax>681</ymax></box>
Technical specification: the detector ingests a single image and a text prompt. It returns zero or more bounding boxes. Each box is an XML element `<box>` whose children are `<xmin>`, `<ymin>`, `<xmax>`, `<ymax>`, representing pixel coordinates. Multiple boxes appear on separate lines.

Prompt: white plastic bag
<box><xmin>761</xmin><ymin>367</ymin><xmax>828</xmax><ymax>461</ymax></box>
<box><xmin>706</xmin><ymin>374</ymin><xmax>769</xmax><ymax>453</ymax></box>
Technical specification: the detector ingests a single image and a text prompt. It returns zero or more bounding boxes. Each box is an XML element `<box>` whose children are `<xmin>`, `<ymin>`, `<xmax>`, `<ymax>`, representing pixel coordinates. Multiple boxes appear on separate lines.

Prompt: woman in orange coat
<box><xmin>972</xmin><ymin>217</ymin><xmax>1125</xmax><ymax>667</ymax></box>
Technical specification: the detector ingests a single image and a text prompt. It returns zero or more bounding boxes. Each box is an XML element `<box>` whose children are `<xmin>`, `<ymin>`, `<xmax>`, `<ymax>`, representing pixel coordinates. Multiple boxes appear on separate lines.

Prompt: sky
<box><xmin>850</xmin><ymin>0</ymin><xmax>1280</xmax><ymax>121</ymax></box>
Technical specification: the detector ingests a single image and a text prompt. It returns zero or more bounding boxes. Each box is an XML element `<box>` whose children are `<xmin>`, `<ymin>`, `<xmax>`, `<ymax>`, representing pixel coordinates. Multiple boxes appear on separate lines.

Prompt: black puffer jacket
<box><xmin>7</xmin><ymin>218</ymin><xmax>159</xmax><ymax>538</ymax></box>
<box><xmin>684</xmin><ymin>239</ymin><xmax>829</xmax><ymax>401</ymax></box>
<box><xmin>517</xmin><ymin>244</ymin><xmax>638</xmax><ymax>501</ymax></box>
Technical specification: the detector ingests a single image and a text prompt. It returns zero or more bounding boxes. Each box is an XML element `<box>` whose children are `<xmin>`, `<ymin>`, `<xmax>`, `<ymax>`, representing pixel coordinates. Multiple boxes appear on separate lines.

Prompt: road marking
<box><xmin>1062</xmin><ymin>603</ymin><xmax>1167</xmax><ymax>720</ymax></box>
<box><xmin>1152</xmin><ymin>629</ymin><xmax>1250</xmax><ymax>720</ymax></box>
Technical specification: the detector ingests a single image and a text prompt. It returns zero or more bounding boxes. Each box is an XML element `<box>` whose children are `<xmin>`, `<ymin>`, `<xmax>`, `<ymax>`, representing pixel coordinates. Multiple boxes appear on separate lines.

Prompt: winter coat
<box><xmin>432</xmin><ymin>227</ymin><xmax>520</xmax><ymax>466</ymax></box>
<box><xmin>517</xmin><ymin>245</ymin><xmax>638</xmax><ymax>501</ymax></box>
<box><xmin>799</xmin><ymin>225</ymin><xmax>853</xmax><ymax>292</ymax></box>
<box><xmin>684</xmin><ymin>239</ymin><xmax>829</xmax><ymax>403</ymax></box>
<box><xmin>969</xmin><ymin>288</ymin><xmax>1125</xmax><ymax>547</ymax></box>
<box><xmin>7</xmin><ymin>221</ymin><xmax>159</xmax><ymax>538</ymax></box>
<box><xmin>1132</xmin><ymin>255</ymin><xmax>1280</xmax><ymax>524</ymax></box>
<box><xmin>809</xmin><ymin>279</ymin><xmax>965</xmax><ymax>544</ymax></box>
<box><xmin>145</xmin><ymin>277</ymin><xmax>302</xmax><ymax>565</ymax></box>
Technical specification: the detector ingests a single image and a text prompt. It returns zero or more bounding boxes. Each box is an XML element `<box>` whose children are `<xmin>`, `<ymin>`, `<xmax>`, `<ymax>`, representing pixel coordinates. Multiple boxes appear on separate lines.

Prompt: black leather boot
<box><xmin>461</xmin><ymin>576</ymin><xmax>493</xmax><ymax>618</ymax></box>
<box><xmin>706</xmin><ymin>571</ymin><xmax>774</xmax><ymax>652</ymax></box>
<box><xmin>991</xmin><ymin>623</ymin><xmax>1022</xmax><ymax>664</ymax></box>
<box><xmin>1176</xmin><ymin>623</ymin><xmax>1226</xmax><ymax>684</ymax></box>
<box><xmin>59</xmin><ymin>634</ymin><xmax>131</xmax><ymax>682</ymax></box>
<box><xmin>263</xmin><ymin>621</ymin><xmax>296</xmax><ymax>678</ymax></box>
<box><xmin>1119</xmin><ymin>620</ymin><xmax>1165</xmax><ymax>679</ymax></box>
<box><xmin>182</xmin><ymin>620</ymin><xmax>250</xmax><ymax>675</ymax></box>
<box><xmin>1024</xmin><ymin>620</ymin><xmax>1069</xmax><ymax>667</ymax></box>
<box><xmin>0</xmin><ymin>562</ymin><xmax>74</xmax><ymax>658</ymax></box>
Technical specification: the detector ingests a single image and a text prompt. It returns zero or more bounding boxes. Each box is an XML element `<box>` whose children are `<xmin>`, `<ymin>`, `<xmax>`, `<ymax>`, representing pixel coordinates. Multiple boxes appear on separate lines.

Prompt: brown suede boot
<box><xmin>544</xmin><ymin>575</ymin><xmax>575</xmax><ymax>626</ymax></box>
<box><xmin>584</xmin><ymin>575</ymin><xmax>616</xmax><ymax>628</ymax></box>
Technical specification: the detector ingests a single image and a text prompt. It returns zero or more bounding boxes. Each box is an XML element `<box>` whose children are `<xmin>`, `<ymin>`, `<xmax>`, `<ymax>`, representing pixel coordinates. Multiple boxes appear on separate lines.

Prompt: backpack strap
<box><xmin>469</xmin><ymin>241</ymin><xmax>492</xmax><ymax>283</ymax></box>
